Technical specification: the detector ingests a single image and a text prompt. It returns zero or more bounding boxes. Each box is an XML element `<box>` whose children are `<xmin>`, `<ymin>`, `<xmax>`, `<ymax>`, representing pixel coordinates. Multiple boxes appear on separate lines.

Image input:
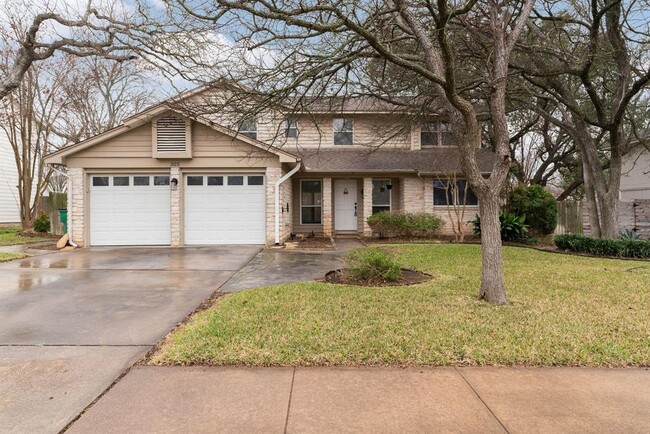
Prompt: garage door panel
<box><xmin>90</xmin><ymin>175</ymin><xmax>171</xmax><ymax>246</ymax></box>
<box><xmin>184</xmin><ymin>174</ymin><xmax>265</xmax><ymax>245</ymax></box>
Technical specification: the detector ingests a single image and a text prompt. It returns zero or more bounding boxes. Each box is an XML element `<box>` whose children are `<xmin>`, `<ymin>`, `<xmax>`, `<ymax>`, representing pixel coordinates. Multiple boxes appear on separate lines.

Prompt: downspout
<box><xmin>48</xmin><ymin>165</ymin><xmax>78</xmax><ymax>247</ymax></box>
<box><xmin>275</xmin><ymin>162</ymin><xmax>301</xmax><ymax>245</ymax></box>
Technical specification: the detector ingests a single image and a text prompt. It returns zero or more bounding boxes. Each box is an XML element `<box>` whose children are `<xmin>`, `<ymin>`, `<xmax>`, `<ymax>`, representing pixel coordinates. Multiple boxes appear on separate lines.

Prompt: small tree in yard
<box><xmin>158</xmin><ymin>0</ymin><xmax>536</xmax><ymax>304</ymax></box>
<box><xmin>435</xmin><ymin>174</ymin><xmax>472</xmax><ymax>243</ymax></box>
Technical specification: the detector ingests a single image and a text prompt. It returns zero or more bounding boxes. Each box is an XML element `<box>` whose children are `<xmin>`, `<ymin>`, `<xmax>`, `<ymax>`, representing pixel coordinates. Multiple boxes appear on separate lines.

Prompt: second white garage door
<box><xmin>184</xmin><ymin>174</ymin><xmax>266</xmax><ymax>245</ymax></box>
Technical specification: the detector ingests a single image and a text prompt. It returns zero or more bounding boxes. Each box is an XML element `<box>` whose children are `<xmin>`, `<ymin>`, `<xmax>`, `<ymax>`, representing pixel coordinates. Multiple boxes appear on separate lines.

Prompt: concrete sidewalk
<box><xmin>68</xmin><ymin>366</ymin><xmax>650</xmax><ymax>433</ymax></box>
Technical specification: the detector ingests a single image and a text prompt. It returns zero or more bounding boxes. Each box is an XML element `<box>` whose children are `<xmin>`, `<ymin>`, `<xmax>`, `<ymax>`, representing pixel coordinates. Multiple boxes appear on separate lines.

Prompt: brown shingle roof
<box><xmin>296</xmin><ymin>148</ymin><xmax>496</xmax><ymax>174</ymax></box>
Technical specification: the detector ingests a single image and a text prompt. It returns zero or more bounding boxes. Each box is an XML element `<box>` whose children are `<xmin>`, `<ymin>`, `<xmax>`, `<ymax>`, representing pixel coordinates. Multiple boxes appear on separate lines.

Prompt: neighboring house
<box><xmin>620</xmin><ymin>144</ymin><xmax>650</xmax><ymax>201</ymax></box>
<box><xmin>44</xmin><ymin>86</ymin><xmax>495</xmax><ymax>247</ymax></box>
<box><xmin>618</xmin><ymin>144</ymin><xmax>650</xmax><ymax>238</ymax></box>
<box><xmin>0</xmin><ymin>129</ymin><xmax>20</xmax><ymax>225</ymax></box>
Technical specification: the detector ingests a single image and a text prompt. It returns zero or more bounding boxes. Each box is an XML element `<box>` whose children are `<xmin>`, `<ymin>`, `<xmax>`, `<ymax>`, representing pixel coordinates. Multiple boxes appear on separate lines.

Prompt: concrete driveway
<box><xmin>0</xmin><ymin>246</ymin><xmax>260</xmax><ymax>433</ymax></box>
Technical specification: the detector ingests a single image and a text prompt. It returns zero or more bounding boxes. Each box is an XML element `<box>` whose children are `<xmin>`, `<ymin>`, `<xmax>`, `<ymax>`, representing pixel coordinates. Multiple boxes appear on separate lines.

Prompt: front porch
<box><xmin>287</xmin><ymin>173</ymin><xmax>479</xmax><ymax>241</ymax></box>
<box><xmin>291</xmin><ymin>176</ymin><xmax>405</xmax><ymax>238</ymax></box>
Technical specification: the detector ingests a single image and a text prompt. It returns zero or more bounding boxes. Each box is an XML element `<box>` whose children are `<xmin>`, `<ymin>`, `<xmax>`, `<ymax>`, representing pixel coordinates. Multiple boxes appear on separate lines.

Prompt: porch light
<box><xmin>170</xmin><ymin>177</ymin><xmax>179</xmax><ymax>190</ymax></box>
<box><xmin>386</xmin><ymin>184</ymin><xmax>393</xmax><ymax>190</ymax></box>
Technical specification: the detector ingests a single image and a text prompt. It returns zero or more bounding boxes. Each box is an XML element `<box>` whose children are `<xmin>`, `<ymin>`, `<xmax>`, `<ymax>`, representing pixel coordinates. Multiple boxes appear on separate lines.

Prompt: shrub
<box><xmin>507</xmin><ymin>185</ymin><xmax>557</xmax><ymax>236</ymax></box>
<box><xmin>620</xmin><ymin>229</ymin><xmax>641</xmax><ymax>240</ymax></box>
<box><xmin>554</xmin><ymin>234</ymin><xmax>650</xmax><ymax>258</ymax></box>
<box><xmin>344</xmin><ymin>248</ymin><xmax>402</xmax><ymax>281</ymax></box>
<box><xmin>33</xmin><ymin>211</ymin><xmax>50</xmax><ymax>233</ymax></box>
<box><xmin>471</xmin><ymin>212</ymin><xmax>530</xmax><ymax>242</ymax></box>
<box><xmin>366</xmin><ymin>211</ymin><xmax>442</xmax><ymax>237</ymax></box>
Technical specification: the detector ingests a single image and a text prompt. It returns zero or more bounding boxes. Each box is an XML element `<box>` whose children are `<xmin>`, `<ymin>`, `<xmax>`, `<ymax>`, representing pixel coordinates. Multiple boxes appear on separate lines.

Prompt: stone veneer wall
<box><xmin>67</xmin><ymin>167</ymin><xmax>86</xmax><ymax>246</ymax></box>
<box><xmin>322</xmin><ymin>177</ymin><xmax>333</xmax><ymax>236</ymax></box>
<box><xmin>170</xmin><ymin>165</ymin><xmax>182</xmax><ymax>246</ymax></box>
<box><xmin>279</xmin><ymin>169</ymin><xmax>293</xmax><ymax>242</ymax></box>
<box><xmin>265</xmin><ymin>167</ymin><xmax>281</xmax><ymax>244</ymax></box>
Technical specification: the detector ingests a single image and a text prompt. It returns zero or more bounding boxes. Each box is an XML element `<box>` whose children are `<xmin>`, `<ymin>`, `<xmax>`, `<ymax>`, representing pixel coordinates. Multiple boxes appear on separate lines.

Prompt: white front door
<box><xmin>334</xmin><ymin>179</ymin><xmax>358</xmax><ymax>231</ymax></box>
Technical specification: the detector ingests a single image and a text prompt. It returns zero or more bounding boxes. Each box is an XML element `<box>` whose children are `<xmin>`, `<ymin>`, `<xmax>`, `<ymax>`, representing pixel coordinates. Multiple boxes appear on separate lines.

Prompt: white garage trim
<box><xmin>184</xmin><ymin>174</ymin><xmax>266</xmax><ymax>245</ymax></box>
<box><xmin>89</xmin><ymin>174</ymin><xmax>171</xmax><ymax>246</ymax></box>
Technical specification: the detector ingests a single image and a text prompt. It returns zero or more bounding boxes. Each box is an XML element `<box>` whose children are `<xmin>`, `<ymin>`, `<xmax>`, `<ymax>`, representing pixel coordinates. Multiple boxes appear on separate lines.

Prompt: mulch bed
<box><xmin>324</xmin><ymin>268</ymin><xmax>432</xmax><ymax>287</ymax></box>
<box><xmin>16</xmin><ymin>231</ymin><xmax>58</xmax><ymax>239</ymax></box>
<box><xmin>363</xmin><ymin>235</ymin><xmax>481</xmax><ymax>245</ymax></box>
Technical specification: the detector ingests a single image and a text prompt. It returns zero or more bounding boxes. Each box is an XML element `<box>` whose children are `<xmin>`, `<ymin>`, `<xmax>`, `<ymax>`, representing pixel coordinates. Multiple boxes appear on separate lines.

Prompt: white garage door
<box><xmin>184</xmin><ymin>174</ymin><xmax>265</xmax><ymax>245</ymax></box>
<box><xmin>89</xmin><ymin>174</ymin><xmax>171</xmax><ymax>246</ymax></box>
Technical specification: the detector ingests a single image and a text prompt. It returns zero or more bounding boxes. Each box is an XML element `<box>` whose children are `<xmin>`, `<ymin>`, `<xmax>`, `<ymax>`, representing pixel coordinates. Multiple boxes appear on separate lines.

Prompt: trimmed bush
<box><xmin>344</xmin><ymin>248</ymin><xmax>402</xmax><ymax>281</ymax></box>
<box><xmin>507</xmin><ymin>185</ymin><xmax>557</xmax><ymax>236</ymax></box>
<box><xmin>471</xmin><ymin>212</ymin><xmax>530</xmax><ymax>242</ymax></box>
<box><xmin>366</xmin><ymin>211</ymin><xmax>442</xmax><ymax>237</ymax></box>
<box><xmin>554</xmin><ymin>234</ymin><xmax>650</xmax><ymax>258</ymax></box>
<box><xmin>33</xmin><ymin>211</ymin><xmax>51</xmax><ymax>233</ymax></box>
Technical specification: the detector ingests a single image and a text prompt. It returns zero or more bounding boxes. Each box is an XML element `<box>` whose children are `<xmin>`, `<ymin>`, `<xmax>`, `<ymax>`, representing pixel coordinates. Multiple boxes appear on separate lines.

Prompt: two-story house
<box><xmin>44</xmin><ymin>86</ymin><xmax>495</xmax><ymax>247</ymax></box>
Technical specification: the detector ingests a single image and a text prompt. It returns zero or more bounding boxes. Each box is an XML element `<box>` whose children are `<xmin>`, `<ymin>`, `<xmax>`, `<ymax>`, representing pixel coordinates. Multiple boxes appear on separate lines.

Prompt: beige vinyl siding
<box><xmin>67</xmin><ymin>120</ymin><xmax>281</xmax><ymax>169</ymax></box>
<box><xmin>73</xmin><ymin>124</ymin><xmax>152</xmax><ymax>159</ymax></box>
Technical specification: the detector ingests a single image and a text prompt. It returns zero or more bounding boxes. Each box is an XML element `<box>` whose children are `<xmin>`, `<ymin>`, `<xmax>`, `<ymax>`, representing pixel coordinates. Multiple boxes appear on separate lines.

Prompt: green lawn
<box><xmin>0</xmin><ymin>252</ymin><xmax>28</xmax><ymax>262</ymax></box>
<box><xmin>0</xmin><ymin>226</ymin><xmax>53</xmax><ymax>246</ymax></box>
<box><xmin>150</xmin><ymin>244</ymin><xmax>650</xmax><ymax>367</ymax></box>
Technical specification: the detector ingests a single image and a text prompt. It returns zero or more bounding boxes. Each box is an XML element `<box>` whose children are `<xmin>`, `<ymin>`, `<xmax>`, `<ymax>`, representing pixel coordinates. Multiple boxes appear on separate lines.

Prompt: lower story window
<box><xmin>301</xmin><ymin>180</ymin><xmax>322</xmax><ymax>224</ymax></box>
<box><xmin>433</xmin><ymin>179</ymin><xmax>478</xmax><ymax>206</ymax></box>
<box><xmin>372</xmin><ymin>179</ymin><xmax>391</xmax><ymax>214</ymax></box>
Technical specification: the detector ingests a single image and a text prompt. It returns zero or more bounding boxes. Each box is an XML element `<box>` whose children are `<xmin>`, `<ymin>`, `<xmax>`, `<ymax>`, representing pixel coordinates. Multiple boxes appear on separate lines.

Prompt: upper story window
<box><xmin>421</xmin><ymin>121</ymin><xmax>452</xmax><ymax>148</ymax></box>
<box><xmin>333</xmin><ymin>118</ymin><xmax>354</xmax><ymax>145</ymax></box>
<box><xmin>238</xmin><ymin>118</ymin><xmax>257</xmax><ymax>140</ymax></box>
<box><xmin>153</xmin><ymin>115</ymin><xmax>191</xmax><ymax>158</ymax></box>
<box><xmin>433</xmin><ymin>179</ymin><xmax>478</xmax><ymax>206</ymax></box>
<box><xmin>285</xmin><ymin>118</ymin><xmax>298</xmax><ymax>139</ymax></box>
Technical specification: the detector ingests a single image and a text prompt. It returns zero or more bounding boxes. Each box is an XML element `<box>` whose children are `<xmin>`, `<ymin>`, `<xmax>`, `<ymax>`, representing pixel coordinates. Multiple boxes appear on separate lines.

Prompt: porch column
<box><xmin>322</xmin><ymin>177</ymin><xmax>333</xmax><ymax>237</ymax></box>
<box><xmin>423</xmin><ymin>177</ymin><xmax>434</xmax><ymax>214</ymax></box>
<box><xmin>170</xmin><ymin>165</ymin><xmax>182</xmax><ymax>246</ymax></box>
<box><xmin>363</xmin><ymin>177</ymin><xmax>373</xmax><ymax>236</ymax></box>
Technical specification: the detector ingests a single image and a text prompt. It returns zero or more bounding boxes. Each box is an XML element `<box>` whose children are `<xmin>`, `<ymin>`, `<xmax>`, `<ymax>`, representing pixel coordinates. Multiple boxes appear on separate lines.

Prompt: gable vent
<box><xmin>156</xmin><ymin>116</ymin><xmax>187</xmax><ymax>153</ymax></box>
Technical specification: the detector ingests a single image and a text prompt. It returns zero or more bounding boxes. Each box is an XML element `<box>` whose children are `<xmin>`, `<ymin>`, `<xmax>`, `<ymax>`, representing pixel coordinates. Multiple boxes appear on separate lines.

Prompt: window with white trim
<box><xmin>433</xmin><ymin>179</ymin><xmax>478</xmax><ymax>206</ymax></box>
<box><xmin>301</xmin><ymin>180</ymin><xmax>322</xmax><ymax>224</ymax></box>
<box><xmin>421</xmin><ymin>121</ymin><xmax>452</xmax><ymax>148</ymax></box>
<box><xmin>238</xmin><ymin>119</ymin><xmax>257</xmax><ymax>139</ymax></box>
<box><xmin>333</xmin><ymin>118</ymin><xmax>354</xmax><ymax>145</ymax></box>
<box><xmin>372</xmin><ymin>179</ymin><xmax>392</xmax><ymax>214</ymax></box>
<box><xmin>285</xmin><ymin>118</ymin><xmax>298</xmax><ymax>138</ymax></box>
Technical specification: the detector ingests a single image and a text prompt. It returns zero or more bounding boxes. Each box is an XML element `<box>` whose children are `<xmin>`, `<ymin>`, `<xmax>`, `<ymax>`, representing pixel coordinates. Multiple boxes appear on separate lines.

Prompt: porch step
<box><xmin>333</xmin><ymin>233</ymin><xmax>361</xmax><ymax>239</ymax></box>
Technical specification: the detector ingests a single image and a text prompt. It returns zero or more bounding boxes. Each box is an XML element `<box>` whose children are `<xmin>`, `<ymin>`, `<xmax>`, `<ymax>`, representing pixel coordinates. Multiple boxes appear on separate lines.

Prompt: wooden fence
<box><xmin>38</xmin><ymin>192</ymin><xmax>67</xmax><ymax>236</ymax></box>
<box><xmin>555</xmin><ymin>200</ymin><xmax>584</xmax><ymax>235</ymax></box>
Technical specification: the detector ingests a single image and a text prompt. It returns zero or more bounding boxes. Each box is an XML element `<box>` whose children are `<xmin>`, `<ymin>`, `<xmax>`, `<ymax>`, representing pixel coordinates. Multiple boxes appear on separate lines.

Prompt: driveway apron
<box><xmin>0</xmin><ymin>246</ymin><xmax>260</xmax><ymax>433</ymax></box>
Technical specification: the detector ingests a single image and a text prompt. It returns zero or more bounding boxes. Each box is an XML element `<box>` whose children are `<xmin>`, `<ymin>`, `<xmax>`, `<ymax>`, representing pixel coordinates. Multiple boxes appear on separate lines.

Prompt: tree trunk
<box><xmin>582</xmin><ymin>163</ymin><xmax>601</xmax><ymax>238</ymax></box>
<box><xmin>478</xmin><ymin>193</ymin><xmax>508</xmax><ymax>305</ymax></box>
<box><xmin>599</xmin><ymin>193</ymin><xmax>619</xmax><ymax>239</ymax></box>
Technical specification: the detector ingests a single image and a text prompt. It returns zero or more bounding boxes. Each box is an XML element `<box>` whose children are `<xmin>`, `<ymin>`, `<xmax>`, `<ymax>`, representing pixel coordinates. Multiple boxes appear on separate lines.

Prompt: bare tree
<box><xmin>0</xmin><ymin>56</ymin><xmax>65</xmax><ymax>231</ymax></box>
<box><xmin>513</xmin><ymin>0</ymin><xmax>650</xmax><ymax>238</ymax></box>
<box><xmin>49</xmin><ymin>56</ymin><xmax>160</xmax><ymax>144</ymax></box>
<box><xmin>436</xmin><ymin>174</ymin><xmax>472</xmax><ymax>242</ymax></box>
<box><xmin>0</xmin><ymin>0</ymin><xmax>141</xmax><ymax>101</ymax></box>
<box><xmin>158</xmin><ymin>0</ymin><xmax>536</xmax><ymax>304</ymax></box>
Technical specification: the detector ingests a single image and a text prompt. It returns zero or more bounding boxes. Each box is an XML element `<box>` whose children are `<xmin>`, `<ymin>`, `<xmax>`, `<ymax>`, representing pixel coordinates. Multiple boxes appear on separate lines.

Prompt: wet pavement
<box><xmin>220</xmin><ymin>237</ymin><xmax>363</xmax><ymax>292</ymax></box>
<box><xmin>0</xmin><ymin>245</ymin><xmax>260</xmax><ymax>433</ymax></box>
<box><xmin>0</xmin><ymin>239</ymin><xmax>365</xmax><ymax>432</ymax></box>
